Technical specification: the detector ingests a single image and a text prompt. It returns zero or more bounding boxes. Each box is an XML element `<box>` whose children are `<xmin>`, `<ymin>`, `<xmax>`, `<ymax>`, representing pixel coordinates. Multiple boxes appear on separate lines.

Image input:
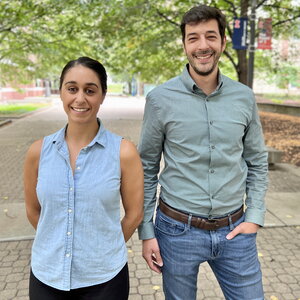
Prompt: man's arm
<box><xmin>227</xmin><ymin>98</ymin><xmax>268</xmax><ymax>239</ymax></box>
<box><xmin>138</xmin><ymin>94</ymin><xmax>164</xmax><ymax>240</ymax></box>
<box><xmin>138</xmin><ymin>94</ymin><xmax>165</xmax><ymax>272</ymax></box>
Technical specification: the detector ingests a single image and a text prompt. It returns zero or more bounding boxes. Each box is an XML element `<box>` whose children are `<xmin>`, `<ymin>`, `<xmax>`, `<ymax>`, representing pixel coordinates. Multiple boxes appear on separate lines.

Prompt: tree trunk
<box><xmin>237</xmin><ymin>50</ymin><xmax>248</xmax><ymax>84</ymax></box>
<box><xmin>236</xmin><ymin>0</ymin><xmax>249</xmax><ymax>85</ymax></box>
<box><xmin>128</xmin><ymin>81</ymin><xmax>132</xmax><ymax>95</ymax></box>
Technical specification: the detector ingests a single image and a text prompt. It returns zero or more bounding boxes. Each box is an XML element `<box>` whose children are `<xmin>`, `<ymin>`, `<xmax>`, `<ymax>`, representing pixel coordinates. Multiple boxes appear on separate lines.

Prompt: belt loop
<box><xmin>188</xmin><ymin>214</ymin><xmax>192</xmax><ymax>228</ymax></box>
<box><xmin>228</xmin><ymin>214</ymin><xmax>234</xmax><ymax>230</ymax></box>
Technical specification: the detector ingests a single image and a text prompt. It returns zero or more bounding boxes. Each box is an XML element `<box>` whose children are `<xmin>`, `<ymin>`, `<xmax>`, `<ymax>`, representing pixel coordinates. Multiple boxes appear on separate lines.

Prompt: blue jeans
<box><xmin>154</xmin><ymin>208</ymin><xmax>264</xmax><ymax>300</ymax></box>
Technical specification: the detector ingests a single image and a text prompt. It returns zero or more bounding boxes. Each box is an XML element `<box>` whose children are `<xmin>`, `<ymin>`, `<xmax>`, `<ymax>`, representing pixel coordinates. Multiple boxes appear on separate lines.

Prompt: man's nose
<box><xmin>197</xmin><ymin>36</ymin><xmax>209</xmax><ymax>50</ymax></box>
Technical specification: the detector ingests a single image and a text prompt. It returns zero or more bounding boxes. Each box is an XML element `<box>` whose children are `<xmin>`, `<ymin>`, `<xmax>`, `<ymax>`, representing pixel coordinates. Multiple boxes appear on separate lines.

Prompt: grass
<box><xmin>261</xmin><ymin>93</ymin><xmax>300</xmax><ymax>103</ymax></box>
<box><xmin>0</xmin><ymin>103</ymin><xmax>49</xmax><ymax>115</ymax></box>
<box><xmin>107</xmin><ymin>83</ymin><xmax>123</xmax><ymax>94</ymax></box>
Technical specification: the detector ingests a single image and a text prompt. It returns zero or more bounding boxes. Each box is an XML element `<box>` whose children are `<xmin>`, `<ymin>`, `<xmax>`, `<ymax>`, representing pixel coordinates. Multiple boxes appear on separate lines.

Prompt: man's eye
<box><xmin>207</xmin><ymin>36</ymin><xmax>217</xmax><ymax>39</ymax></box>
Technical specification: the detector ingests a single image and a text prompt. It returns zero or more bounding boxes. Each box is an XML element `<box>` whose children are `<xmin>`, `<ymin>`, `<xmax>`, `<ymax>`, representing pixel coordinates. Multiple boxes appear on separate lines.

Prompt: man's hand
<box><xmin>226</xmin><ymin>222</ymin><xmax>260</xmax><ymax>240</ymax></box>
<box><xmin>142</xmin><ymin>238</ymin><xmax>163</xmax><ymax>273</ymax></box>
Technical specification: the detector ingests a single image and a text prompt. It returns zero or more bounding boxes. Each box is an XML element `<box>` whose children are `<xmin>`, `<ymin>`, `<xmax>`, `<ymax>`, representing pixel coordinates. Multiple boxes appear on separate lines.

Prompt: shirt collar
<box><xmin>52</xmin><ymin>118</ymin><xmax>107</xmax><ymax>149</ymax></box>
<box><xmin>181</xmin><ymin>64</ymin><xmax>224</xmax><ymax>94</ymax></box>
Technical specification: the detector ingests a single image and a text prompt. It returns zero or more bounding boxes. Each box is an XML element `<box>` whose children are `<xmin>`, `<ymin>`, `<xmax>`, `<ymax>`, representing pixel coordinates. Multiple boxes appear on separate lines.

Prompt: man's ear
<box><xmin>221</xmin><ymin>35</ymin><xmax>227</xmax><ymax>52</ymax></box>
<box><xmin>182</xmin><ymin>41</ymin><xmax>187</xmax><ymax>55</ymax></box>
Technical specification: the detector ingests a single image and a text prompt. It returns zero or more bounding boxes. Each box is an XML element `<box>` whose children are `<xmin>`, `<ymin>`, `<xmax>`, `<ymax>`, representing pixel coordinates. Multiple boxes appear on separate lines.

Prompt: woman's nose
<box><xmin>75</xmin><ymin>90</ymin><xmax>86</xmax><ymax>102</ymax></box>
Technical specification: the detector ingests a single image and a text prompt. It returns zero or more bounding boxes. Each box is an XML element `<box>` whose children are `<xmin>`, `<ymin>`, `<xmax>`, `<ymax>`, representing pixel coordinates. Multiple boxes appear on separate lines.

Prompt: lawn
<box><xmin>0</xmin><ymin>103</ymin><xmax>49</xmax><ymax>115</ymax></box>
<box><xmin>107</xmin><ymin>83</ymin><xmax>123</xmax><ymax>94</ymax></box>
<box><xmin>260</xmin><ymin>93</ymin><xmax>300</xmax><ymax>104</ymax></box>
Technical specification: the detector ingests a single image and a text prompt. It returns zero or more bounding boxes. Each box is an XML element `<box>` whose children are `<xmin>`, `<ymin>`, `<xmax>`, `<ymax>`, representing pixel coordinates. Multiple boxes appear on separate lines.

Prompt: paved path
<box><xmin>0</xmin><ymin>96</ymin><xmax>300</xmax><ymax>299</ymax></box>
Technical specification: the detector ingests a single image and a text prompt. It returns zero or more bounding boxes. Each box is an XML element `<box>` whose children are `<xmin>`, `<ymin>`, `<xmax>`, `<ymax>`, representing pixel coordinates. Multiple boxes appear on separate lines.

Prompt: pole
<box><xmin>247</xmin><ymin>0</ymin><xmax>256</xmax><ymax>88</ymax></box>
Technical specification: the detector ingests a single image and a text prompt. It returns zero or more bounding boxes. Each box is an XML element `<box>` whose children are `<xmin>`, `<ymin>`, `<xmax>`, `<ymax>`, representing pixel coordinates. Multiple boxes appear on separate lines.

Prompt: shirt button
<box><xmin>211</xmin><ymin>145</ymin><xmax>215</xmax><ymax>149</ymax></box>
<box><xmin>66</xmin><ymin>253</ymin><xmax>70</xmax><ymax>257</ymax></box>
<box><xmin>210</xmin><ymin>169</ymin><xmax>215</xmax><ymax>173</ymax></box>
<box><xmin>77</xmin><ymin>166</ymin><xmax>80</xmax><ymax>170</ymax></box>
<box><xmin>70</xmin><ymin>187</ymin><xmax>73</xmax><ymax>191</ymax></box>
<box><xmin>209</xmin><ymin>121</ymin><xmax>213</xmax><ymax>125</ymax></box>
<box><xmin>68</xmin><ymin>209</ymin><xmax>72</xmax><ymax>213</ymax></box>
<box><xmin>67</xmin><ymin>232</ymin><xmax>71</xmax><ymax>236</ymax></box>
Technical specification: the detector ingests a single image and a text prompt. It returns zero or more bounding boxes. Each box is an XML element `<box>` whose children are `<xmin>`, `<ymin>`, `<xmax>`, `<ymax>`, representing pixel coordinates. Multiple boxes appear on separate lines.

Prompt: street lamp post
<box><xmin>247</xmin><ymin>0</ymin><xmax>257</xmax><ymax>89</ymax></box>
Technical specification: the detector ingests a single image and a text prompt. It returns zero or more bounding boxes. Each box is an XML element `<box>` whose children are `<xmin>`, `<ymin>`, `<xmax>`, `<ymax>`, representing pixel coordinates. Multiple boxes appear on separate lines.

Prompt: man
<box><xmin>138</xmin><ymin>4</ymin><xmax>268</xmax><ymax>300</ymax></box>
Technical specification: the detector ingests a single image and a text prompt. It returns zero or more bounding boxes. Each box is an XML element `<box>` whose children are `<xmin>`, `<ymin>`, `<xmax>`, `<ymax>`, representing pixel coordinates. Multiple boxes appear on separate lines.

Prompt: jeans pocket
<box><xmin>230</xmin><ymin>232</ymin><xmax>257</xmax><ymax>245</ymax></box>
<box><xmin>238</xmin><ymin>232</ymin><xmax>257</xmax><ymax>237</ymax></box>
<box><xmin>155</xmin><ymin>210</ymin><xmax>189</xmax><ymax>236</ymax></box>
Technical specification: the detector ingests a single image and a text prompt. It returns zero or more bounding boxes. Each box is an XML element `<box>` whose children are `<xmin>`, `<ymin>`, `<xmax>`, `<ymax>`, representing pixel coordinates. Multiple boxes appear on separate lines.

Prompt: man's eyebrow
<box><xmin>64</xmin><ymin>81</ymin><xmax>99</xmax><ymax>88</ymax></box>
<box><xmin>206</xmin><ymin>30</ymin><xmax>218</xmax><ymax>35</ymax></box>
<box><xmin>187</xmin><ymin>30</ymin><xmax>218</xmax><ymax>37</ymax></box>
<box><xmin>186</xmin><ymin>32</ymin><xmax>198</xmax><ymax>37</ymax></box>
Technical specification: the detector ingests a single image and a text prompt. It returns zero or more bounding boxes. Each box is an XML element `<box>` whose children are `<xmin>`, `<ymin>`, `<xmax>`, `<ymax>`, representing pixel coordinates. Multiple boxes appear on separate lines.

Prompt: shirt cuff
<box><xmin>138</xmin><ymin>222</ymin><xmax>155</xmax><ymax>240</ymax></box>
<box><xmin>244</xmin><ymin>207</ymin><xmax>266</xmax><ymax>227</ymax></box>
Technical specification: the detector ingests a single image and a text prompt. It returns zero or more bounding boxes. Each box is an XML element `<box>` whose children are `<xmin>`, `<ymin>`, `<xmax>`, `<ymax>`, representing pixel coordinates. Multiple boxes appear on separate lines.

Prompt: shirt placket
<box><xmin>64</xmin><ymin>166</ymin><xmax>74</xmax><ymax>289</ymax></box>
<box><xmin>204</xmin><ymin>95</ymin><xmax>216</xmax><ymax>211</ymax></box>
<box><xmin>57</xmin><ymin>143</ymin><xmax>75</xmax><ymax>290</ymax></box>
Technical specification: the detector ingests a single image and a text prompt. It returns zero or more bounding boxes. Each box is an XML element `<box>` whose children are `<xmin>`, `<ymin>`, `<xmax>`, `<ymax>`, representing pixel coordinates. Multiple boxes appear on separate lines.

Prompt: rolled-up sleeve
<box><xmin>243</xmin><ymin>99</ymin><xmax>268</xmax><ymax>226</ymax></box>
<box><xmin>138</xmin><ymin>94</ymin><xmax>164</xmax><ymax>240</ymax></box>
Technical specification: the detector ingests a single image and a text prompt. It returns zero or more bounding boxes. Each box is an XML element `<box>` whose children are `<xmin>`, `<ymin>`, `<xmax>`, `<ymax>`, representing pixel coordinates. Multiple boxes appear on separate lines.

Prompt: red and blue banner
<box><xmin>257</xmin><ymin>18</ymin><xmax>272</xmax><ymax>50</ymax></box>
<box><xmin>232</xmin><ymin>17</ymin><xmax>248</xmax><ymax>50</ymax></box>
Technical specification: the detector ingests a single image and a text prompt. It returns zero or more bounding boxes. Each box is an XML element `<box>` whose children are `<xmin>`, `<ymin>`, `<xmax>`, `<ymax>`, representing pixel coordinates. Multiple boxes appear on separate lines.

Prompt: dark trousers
<box><xmin>29</xmin><ymin>264</ymin><xmax>129</xmax><ymax>300</ymax></box>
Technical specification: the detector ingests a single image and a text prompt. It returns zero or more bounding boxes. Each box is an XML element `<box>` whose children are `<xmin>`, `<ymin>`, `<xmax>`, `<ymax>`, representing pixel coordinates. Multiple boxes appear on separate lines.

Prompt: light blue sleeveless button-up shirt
<box><xmin>31</xmin><ymin>121</ymin><xmax>127</xmax><ymax>291</ymax></box>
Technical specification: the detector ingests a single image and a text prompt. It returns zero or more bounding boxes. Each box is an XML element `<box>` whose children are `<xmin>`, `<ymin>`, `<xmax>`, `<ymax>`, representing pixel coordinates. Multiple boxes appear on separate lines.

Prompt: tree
<box><xmin>94</xmin><ymin>0</ymin><xmax>300</xmax><ymax>85</ymax></box>
<box><xmin>0</xmin><ymin>0</ymin><xmax>106</xmax><ymax>84</ymax></box>
<box><xmin>1</xmin><ymin>0</ymin><xmax>299</xmax><ymax>87</ymax></box>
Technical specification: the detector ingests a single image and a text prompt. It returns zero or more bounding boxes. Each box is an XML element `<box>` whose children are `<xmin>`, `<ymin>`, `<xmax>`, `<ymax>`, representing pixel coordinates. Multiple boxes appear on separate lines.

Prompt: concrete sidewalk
<box><xmin>0</xmin><ymin>96</ymin><xmax>299</xmax><ymax>299</ymax></box>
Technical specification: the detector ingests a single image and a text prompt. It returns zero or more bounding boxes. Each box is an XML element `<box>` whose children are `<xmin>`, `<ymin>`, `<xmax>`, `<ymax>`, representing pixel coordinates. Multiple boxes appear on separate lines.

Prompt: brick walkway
<box><xmin>0</xmin><ymin>96</ymin><xmax>300</xmax><ymax>299</ymax></box>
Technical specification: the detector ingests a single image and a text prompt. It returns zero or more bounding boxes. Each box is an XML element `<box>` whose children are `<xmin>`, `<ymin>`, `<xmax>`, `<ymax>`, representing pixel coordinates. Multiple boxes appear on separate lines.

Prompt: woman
<box><xmin>24</xmin><ymin>57</ymin><xmax>144</xmax><ymax>299</ymax></box>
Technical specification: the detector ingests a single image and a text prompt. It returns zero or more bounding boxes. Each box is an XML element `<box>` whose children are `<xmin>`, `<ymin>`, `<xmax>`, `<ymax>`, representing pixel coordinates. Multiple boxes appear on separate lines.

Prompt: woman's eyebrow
<box><xmin>64</xmin><ymin>81</ymin><xmax>99</xmax><ymax>88</ymax></box>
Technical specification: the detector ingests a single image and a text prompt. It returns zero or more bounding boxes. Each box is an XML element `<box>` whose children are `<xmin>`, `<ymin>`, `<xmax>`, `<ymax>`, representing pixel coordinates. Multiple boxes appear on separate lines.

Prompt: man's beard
<box><xmin>188</xmin><ymin>50</ymin><xmax>220</xmax><ymax>76</ymax></box>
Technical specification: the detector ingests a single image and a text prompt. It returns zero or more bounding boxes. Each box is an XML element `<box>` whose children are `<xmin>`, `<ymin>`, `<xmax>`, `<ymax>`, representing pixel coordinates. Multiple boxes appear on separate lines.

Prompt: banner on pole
<box><xmin>232</xmin><ymin>17</ymin><xmax>248</xmax><ymax>50</ymax></box>
<box><xmin>257</xmin><ymin>18</ymin><xmax>272</xmax><ymax>50</ymax></box>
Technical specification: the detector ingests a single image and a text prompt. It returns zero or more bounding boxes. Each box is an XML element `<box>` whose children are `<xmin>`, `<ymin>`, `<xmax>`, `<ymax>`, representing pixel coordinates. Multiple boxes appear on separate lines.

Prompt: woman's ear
<box><xmin>100</xmin><ymin>92</ymin><xmax>106</xmax><ymax>104</ymax></box>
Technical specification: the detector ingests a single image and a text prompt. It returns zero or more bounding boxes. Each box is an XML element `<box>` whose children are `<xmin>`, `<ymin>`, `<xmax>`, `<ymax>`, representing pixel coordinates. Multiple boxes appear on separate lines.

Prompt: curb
<box><xmin>0</xmin><ymin>105</ymin><xmax>52</xmax><ymax>127</ymax></box>
<box><xmin>0</xmin><ymin>236</ymin><xmax>34</xmax><ymax>243</ymax></box>
<box><xmin>0</xmin><ymin>119</ymin><xmax>12</xmax><ymax>127</ymax></box>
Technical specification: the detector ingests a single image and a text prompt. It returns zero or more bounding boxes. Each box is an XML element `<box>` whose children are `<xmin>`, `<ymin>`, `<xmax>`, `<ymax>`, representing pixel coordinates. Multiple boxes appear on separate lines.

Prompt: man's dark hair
<box><xmin>59</xmin><ymin>56</ymin><xmax>107</xmax><ymax>93</ymax></box>
<box><xmin>180</xmin><ymin>5</ymin><xmax>226</xmax><ymax>42</ymax></box>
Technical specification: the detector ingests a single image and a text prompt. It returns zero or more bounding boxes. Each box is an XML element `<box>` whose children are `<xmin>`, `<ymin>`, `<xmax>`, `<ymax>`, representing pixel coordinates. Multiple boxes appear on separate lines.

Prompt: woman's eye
<box><xmin>68</xmin><ymin>87</ymin><xmax>77</xmax><ymax>93</ymax></box>
<box><xmin>86</xmin><ymin>89</ymin><xmax>95</xmax><ymax>95</ymax></box>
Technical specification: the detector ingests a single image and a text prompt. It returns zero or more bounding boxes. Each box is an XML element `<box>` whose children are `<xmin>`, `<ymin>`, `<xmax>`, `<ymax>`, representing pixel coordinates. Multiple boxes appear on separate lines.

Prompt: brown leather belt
<box><xmin>159</xmin><ymin>199</ymin><xmax>244</xmax><ymax>231</ymax></box>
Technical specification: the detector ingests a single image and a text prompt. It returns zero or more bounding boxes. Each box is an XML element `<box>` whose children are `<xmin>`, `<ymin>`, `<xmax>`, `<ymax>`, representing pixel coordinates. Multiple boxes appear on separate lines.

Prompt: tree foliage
<box><xmin>0</xmin><ymin>0</ymin><xmax>105</xmax><ymax>84</ymax></box>
<box><xmin>0</xmin><ymin>0</ymin><xmax>299</xmax><ymax>86</ymax></box>
<box><xmin>94</xmin><ymin>0</ymin><xmax>300</xmax><ymax>85</ymax></box>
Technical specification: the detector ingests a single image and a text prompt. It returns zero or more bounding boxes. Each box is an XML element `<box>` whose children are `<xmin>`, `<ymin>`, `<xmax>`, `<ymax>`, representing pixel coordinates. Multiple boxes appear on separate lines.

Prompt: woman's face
<box><xmin>60</xmin><ymin>65</ymin><xmax>105</xmax><ymax>124</ymax></box>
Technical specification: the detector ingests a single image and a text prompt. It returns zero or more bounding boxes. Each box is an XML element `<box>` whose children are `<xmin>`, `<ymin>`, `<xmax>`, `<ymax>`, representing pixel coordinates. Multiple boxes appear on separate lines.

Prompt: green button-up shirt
<box><xmin>138</xmin><ymin>65</ymin><xmax>268</xmax><ymax>240</ymax></box>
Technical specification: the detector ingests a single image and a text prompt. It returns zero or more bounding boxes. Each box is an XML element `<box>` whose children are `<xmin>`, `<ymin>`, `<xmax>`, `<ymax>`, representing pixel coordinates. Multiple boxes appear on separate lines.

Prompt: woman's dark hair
<box><xmin>59</xmin><ymin>56</ymin><xmax>107</xmax><ymax>93</ymax></box>
<box><xmin>180</xmin><ymin>5</ymin><xmax>226</xmax><ymax>43</ymax></box>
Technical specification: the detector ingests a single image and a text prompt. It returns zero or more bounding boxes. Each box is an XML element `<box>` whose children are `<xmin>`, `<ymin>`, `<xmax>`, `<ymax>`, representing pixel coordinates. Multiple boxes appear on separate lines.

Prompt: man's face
<box><xmin>183</xmin><ymin>19</ymin><xmax>226</xmax><ymax>77</ymax></box>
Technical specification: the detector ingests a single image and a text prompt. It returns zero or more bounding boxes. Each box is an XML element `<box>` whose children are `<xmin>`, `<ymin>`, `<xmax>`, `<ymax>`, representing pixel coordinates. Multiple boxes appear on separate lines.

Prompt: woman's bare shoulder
<box><xmin>26</xmin><ymin>138</ymin><xmax>43</xmax><ymax>161</ymax></box>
